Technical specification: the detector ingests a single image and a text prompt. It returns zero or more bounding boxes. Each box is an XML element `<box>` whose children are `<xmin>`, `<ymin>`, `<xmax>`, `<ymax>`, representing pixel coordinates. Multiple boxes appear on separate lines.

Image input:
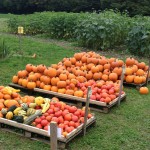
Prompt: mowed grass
<box><xmin>0</xmin><ymin>16</ymin><xmax>150</xmax><ymax>150</ymax></box>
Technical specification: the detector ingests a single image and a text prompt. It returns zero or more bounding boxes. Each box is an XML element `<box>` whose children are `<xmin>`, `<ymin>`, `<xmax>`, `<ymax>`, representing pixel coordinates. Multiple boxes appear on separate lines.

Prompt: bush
<box><xmin>7</xmin><ymin>11</ymin><xmax>150</xmax><ymax>56</ymax></box>
<box><xmin>127</xmin><ymin>24</ymin><xmax>150</xmax><ymax>57</ymax></box>
<box><xmin>75</xmin><ymin>11</ymin><xmax>132</xmax><ymax>49</ymax></box>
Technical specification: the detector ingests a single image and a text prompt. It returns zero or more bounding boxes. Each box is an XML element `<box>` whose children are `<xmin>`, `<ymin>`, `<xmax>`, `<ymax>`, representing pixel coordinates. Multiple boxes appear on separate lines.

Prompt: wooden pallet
<box><xmin>123</xmin><ymin>78</ymin><xmax>150</xmax><ymax>89</ymax></box>
<box><xmin>9</xmin><ymin>83</ymin><xmax>126</xmax><ymax>113</ymax></box>
<box><xmin>0</xmin><ymin>116</ymin><xmax>96</xmax><ymax>149</ymax></box>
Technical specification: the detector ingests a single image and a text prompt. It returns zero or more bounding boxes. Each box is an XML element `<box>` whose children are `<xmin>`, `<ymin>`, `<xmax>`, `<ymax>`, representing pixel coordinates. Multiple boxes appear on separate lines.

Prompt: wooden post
<box><xmin>146</xmin><ymin>58</ymin><xmax>150</xmax><ymax>86</ymax></box>
<box><xmin>50</xmin><ymin>122</ymin><xmax>57</xmax><ymax>150</ymax></box>
<box><xmin>118</xmin><ymin>65</ymin><xmax>125</xmax><ymax>106</ymax></box>
<box><xmin>83</xmin><ymin>86</ymin><xmax>91</xmax><ymax>136</ymax></box>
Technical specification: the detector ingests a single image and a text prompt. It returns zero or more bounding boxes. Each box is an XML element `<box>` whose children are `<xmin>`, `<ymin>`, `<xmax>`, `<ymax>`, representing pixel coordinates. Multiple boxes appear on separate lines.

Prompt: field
<box><xmin>0</xmin><ymin>14</ymin><xmax>150</xmax><ymax>150</ymax></box>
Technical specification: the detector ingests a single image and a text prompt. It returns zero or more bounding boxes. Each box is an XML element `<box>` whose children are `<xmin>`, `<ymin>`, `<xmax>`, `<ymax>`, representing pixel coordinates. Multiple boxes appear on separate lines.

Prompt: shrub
<box><xmin>127</xmin><ymin>24</ymin><xmax>150</xmax><ymax>57</ymax></box>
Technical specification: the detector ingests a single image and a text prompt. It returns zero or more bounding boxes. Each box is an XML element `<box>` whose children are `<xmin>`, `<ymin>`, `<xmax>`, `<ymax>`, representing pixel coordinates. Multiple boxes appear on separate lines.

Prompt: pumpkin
<box><xmin>93</xmin><ymin>72</ymin><xmax>102</xmax><ymax>80</ymax></box>
<box><xmin>28</xmin><ymin>74</ymin><xmax>37</xmax><ymax>82</ymax></box>
<box><xmin>21</xmin><ymin>103</ymin><xmax>29</xmax><ymax>111</ymax></box>
<box><xmin>57</xmin><ymin>81</ymin><xmax>67</xmax><ymax>88</ymax></box>
<box><xmin>91</xmin><ymin>66</ymin><xmax>99</xmax><ymax>73</ymax></box>
<box><xmin>27</xmin><ymin>108</ymin><xmax>36</xmax><ymax>116</ymax></box>
<box><xmin>64</xmin><ymin>59</ymin><xmax>72</xmax><ymax>67</ymax></box>
<box><xmin>47</xmin><ymin>67</ymin><xmax>57</xmax><ymax>78</ymax></box>
<box><xmin>51</xmin><ymin>86</ymin><xmax>58</xmax><ymax>92</ymax></box>
<box><xmin>74</xmin><ymin>53</ymin><xmax>82</xmax><ymax>61</ymax></box>
<box><xmin>1</xmin><ymin>108</ymin><xmax>7</xmax><ymax>115</ymax></box>
<box><xmin>101</xmin><ymin>74</ymin><xmax>109</xmax><ymax>81</ymax></box>
<box><xmin>126</xmin><ymin>57</ymin><xmax>135</xmax><ymax>66</ymax></box>
<box><xmin>139</xmin><ymin>87</ymin><xmax>149</xmax><ymax>94</ymax></box>
<box><xmin>12</xmin><ymin>75</ymin><xmax>19</xmax><ymax>84</ymax></box>
<box><xmin>22</xmin><ymin>79</ymin><xmax>28</xmax><ymax>87</ymax></box>
<box><xmin>112</xmin><ymin>67</ymin><xmax>122</xmax><ymax>76</ymax></box>
<box><xmin>65</xmin><ymin>89</ymin><xmax>74</xmax><ymax>95</ymax></box>
<box><xmin>18</xmin><ymin>78</ymin><xmax>23</xmax><ymax>85</ymax></box>
<box><xmin>109</xmin><ymin>73</ymin><xmax>118</xmax><ymax>82</ymax></box>
<box><xmin>136</xmin><ymin>69</ymin><xmax>144</xmax><ymax>76</ymax></box>
<box><xmin>4</xmin><ymin>100</ymin><xmax>19</xmax><ymax>108</ymax></box>
<box><xmin>138</xmin><ymin>62</ymin><xmax>146</xmax><ymax>69</ymax></box>
<box><xmin>27</xmin><ymin>81</ymin><xmax>36</xmax><ymax>89</ymax></box>
<box><xmin>37</xmin><ymin>64</ymin><xmax>46</xmax><ymax>73</ymax></box>
<box><xmin>35</xmin><ymin>97</ymin><xmax>44</xmax><ymax>106</ymax></box>
<box><xmin>43</xmin><ymin>85</ymin><xmax>51</xmax><ymax>90</ymax></box>
<box><xmin>104</xmin><ymin>63</ymin><xmax>111</xmax><ymax>70</ymax></box>
<box><xmin>32</xmin><ymin>65</ymin><xmax>38</xmax><ymax>73</ymax></box>
<box><xmin>125</xmin><ymin>67</ymin><xmax>133</xmax><ymax>75</ymax></box>
<box><xmin>6</xmin><ymin>111</ymin><xmax>13</xmax><ymax>120</ymax></box>
<box><xmin>134</xmin><ymin>76</ymin><xmax>143</xmax><ymax>84</ymax></box>
<box><xmin>26</xmin><ymin>64</ymin><xmax>33</xmax><ymax>72</ymax></box>
<box><xmin>58</xmin><ymin>88</ymin><xmax>66</xmax><ymax>94</ymax></box>
<box><xmin>125</xmin><ymin>75</ymin><xmax>134</xmax><ymax>83</ymax></box>
<box><xmin>0</xmin><ymin>103</ymin><xmax>4</xmax><ymax>111</ymax></box>
<box><xmin>99</xmin><ymin>58</ymin><xmax>107</xmax><ymax>65</ymax></box>
<box><xmin>59</xmin><ymin>73</ymin><xmax>67</xmax><ymax>81</ymax></box>
<box><xmin>70</xmin><ymin>57</ymin><xmax>76</xmax><ymax>65</ymax></box>
<box><xmin>74</xmin><ymin>90</ymin><xmax>84</xmax><ymax>97</ymax></box>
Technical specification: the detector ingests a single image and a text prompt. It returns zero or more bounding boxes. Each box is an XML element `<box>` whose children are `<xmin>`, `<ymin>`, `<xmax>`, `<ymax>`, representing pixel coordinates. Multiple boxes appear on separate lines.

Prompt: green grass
<box><xmin>0</xmin><ymin>15</ymin><xmax>150</xmax><ymax>150</ymax></box>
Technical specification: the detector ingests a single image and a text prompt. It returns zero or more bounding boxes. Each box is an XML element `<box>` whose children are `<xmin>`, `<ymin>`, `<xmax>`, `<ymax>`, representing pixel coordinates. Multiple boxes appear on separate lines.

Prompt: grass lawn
<box><xmin>0</xmin><ymin>15</ymin><xmax>150</xmax><ymax>150</ymax></box>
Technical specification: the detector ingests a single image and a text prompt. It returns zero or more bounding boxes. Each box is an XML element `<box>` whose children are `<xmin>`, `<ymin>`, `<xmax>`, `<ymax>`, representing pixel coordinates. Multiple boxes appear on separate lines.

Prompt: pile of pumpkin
<box><xmin>12</xmin><ymin>51</ymin><xmax>149</xmax><ymax>101</ymax></box>
<box><xmin>0</xmin><ymin>86</ymin><xmax>93</xmax><ymax>137</ymax></box>
<box><xmin>0</xmin><ymin>86</ymin><xmax>49</xmax><ymax>121</ymax></box>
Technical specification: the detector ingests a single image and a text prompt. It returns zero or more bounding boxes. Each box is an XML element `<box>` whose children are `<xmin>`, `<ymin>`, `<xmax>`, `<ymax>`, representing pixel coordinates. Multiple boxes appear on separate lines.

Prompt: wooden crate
<box><xmin>9</xmin><ymin>83</ymin><xmax>126</xmax><ymax>113</ymax></box>
<box><xmin>123</xmin><ymin>78</ymin><xmax>150</xmax><ymax>89</ymax></box>
<box><xmin>0</xmin><ymin>116</ymin><xmax>96</xmax><ymax>149</ymax></box>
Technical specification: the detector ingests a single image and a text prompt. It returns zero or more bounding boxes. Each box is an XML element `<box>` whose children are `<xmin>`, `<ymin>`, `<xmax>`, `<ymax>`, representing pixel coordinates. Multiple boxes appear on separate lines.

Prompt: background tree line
<box><xmin>0</xmin><ymin>0</ymin><xmax>150</xmax><ymax>16</ymax></box>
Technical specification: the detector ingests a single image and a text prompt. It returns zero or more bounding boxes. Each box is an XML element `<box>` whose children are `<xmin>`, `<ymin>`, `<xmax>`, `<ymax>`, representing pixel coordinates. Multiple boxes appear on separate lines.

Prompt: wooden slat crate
<box><xmin>0</xmin><ymin>116</ymin><xmax>96</xmax><ymax>149</ymax></box>
<box><xmin>9</xmin><ymin>83</ymin><xmax>126</xmax><ymax>113</ymax></box>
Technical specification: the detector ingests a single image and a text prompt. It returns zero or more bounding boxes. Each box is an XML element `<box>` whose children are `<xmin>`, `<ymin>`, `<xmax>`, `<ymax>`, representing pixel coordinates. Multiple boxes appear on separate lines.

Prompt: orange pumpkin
<box><xmin>138</xmin><ymin>62</ymin><xmax>146</xmax><ymax>69</ymax></box>
<box><xmin>93</xmin><ymin>72</ymin><xmax>102</xmax><ymax>80</ymax></box>
<box><xmin>139</xmin><ymin>87</ymin><xmax>149</xmax><ymax>94</ymax></box>
<box><xmin>65</xmin><ymin>89</ymin><xmax>74</xmax><ymax>95</ymax></box>
<box><xmin>26</xmin><ymin>64</ymin><xmax>33</xmax><ymax>72</ymax></box>
<box><xmin>59</xmin><ymin>73</ymin><xmax>67</xmax><ymax>81</ymax></box>
<box><xmin>57</xmin><ymin>81</ymin><xmax>67</xmax><ymax>88</ymax></box>
<box><xmin>101</xmin><ymin>74</ymin><xmax>109</xmax><ymax>81</ymax></box>
<box><xmin>47</xmin><ymin>67</ymin><xmax>57</xmax><ymax>78</ymax></box>
<box><xmin>125</xmin><ymin>75</ymin><xmax>134</xmax><ymax>83</ymax></box>
<box><xmin>134</xmin><ymin>76</ymin><xmax>143</xmax><ymax>84</ymax></box>
<box><xmin>74</xmin><ymin>90</ymin><xmax>84</xmax><ymax>97</ymax></box>
<box><xmin>136</xmin><ymin>69</ymin><xmax>144</xmax><ymax>76</ymax></box>
<box><xmin>51</xmin><ymin>77</ymin><xmax>60</xmax><ymax>86</ymax></box>
<box><xmin>27</xmin><ymin>81</ymin><xmax>36</xmax><ymax>89</ymax></box>
<box><xmin>12</xmin><ymin>75</ymin><xmax>19</xmax><ymax>84</ymax></box>
<box><xmin>109</xmin><ymin>73</ymin><xmax>118</xmax><ymax>82</ymax></box>
<box><xmin>37</xmin><ymin>64</ymin><xmax>46</xmax><ymax>73</ymax></box>
<box><xmin>51</xmin><ymin>86</ymin><xmax>58</xmax><ymax>92</ymax></box>
<box><xmin>126</xmin><ymin>57</ymin><xmax>135</xmax><ymax>66</ymax></box>
<box><xmin>125</xmin><ymin>67</ymin><xmax>133</xmax><ymax>75</ymax></box>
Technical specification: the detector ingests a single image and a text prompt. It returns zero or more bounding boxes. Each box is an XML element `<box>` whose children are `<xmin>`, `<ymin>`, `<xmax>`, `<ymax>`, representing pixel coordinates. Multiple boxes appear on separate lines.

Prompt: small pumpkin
<box><xmin>21</xmin><ymin>103</ymin><xmax>29</xmax><ymax>111</ymax></box>
<box><xmin>35</xmin><ymin>97</ymin><xmax>44</xmax><ymax>106</ymax></box>
<box><xmin>139</xmin><ymin>87</ymin><xmax>149</xmax><ymax>94</ymax></box>
<box><xmin>1</xmin><ymin>108</ymin><xmax>7</xmax><ymax>115</ymax></box>
<box><xmin>6</xmin><ymin>111</ymin><xmax>13</xmax><ymax>120</ymax></box>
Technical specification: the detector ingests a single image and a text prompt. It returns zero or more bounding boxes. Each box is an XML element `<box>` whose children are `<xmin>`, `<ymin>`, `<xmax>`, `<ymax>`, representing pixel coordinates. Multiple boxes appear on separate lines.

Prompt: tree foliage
<box><xmin>101</xmin><ymin>0</ymin><xmax>150</xmax><ymax>16</ymax></box>
<box><xmin>0</xmin><ymin>0</ymin><xmax>101</xmax><ymax>14</ymax></box>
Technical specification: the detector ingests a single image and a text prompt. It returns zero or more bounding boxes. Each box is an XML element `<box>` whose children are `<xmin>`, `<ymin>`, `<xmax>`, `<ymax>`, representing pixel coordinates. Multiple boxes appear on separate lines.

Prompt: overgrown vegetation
<box><xmin>7</xmin><ymin>11</ymin><xmax>150</xmax><ymax>57</ymax></box>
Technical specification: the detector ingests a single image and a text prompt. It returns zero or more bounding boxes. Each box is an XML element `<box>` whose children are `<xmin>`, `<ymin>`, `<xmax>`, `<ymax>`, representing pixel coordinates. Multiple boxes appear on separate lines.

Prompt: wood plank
<box><xmin>0</xmin><ymin>118</ymin><xmax>66</xmax><ymax>142</ymax></box>
<box><xmin>0</xmin><ymin>116</ymin><xmax>96</xmax><ymax>143</ymax></box>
